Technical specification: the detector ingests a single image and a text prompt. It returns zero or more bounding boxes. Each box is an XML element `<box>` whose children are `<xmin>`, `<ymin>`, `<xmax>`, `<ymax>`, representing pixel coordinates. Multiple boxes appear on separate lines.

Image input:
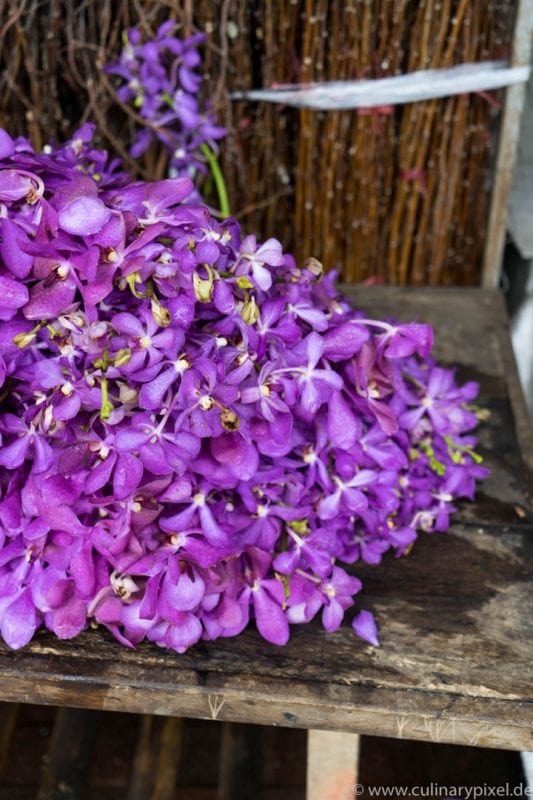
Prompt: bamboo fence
<box><xmin>0</xmin><ymin>0</ymin><xmax>516</xmax><ymax>284</ymax></box>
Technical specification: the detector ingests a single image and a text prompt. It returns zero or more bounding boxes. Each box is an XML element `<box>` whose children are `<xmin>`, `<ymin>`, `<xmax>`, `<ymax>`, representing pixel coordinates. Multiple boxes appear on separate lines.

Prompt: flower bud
<box><xmin>193</xmin><ymin>267</ymin><xmax>214</xmax><ymax>303</ymax></box>
<box><xmin>118</xmin><ymin>383</ymin><xmax>139</xmax><ymax>403</ymax></box>
<box><xmin>113</xmin><ymin>348</ymin><xmax>132</xmax><ymax>367</ymax></box>
<box><xmin>151</xmin><ymin>295</ymin><xmax>171</xmax><ymax>327</ymax></box>
<box><xmin>241</xmin><ymin>295</ymin><xmax>260</xmax><ymax>325</ymax></box>
<box><xmin>13</xmin><ymin>330</ymin><xmax>37</xmax><ymax>349</ymax></box>
<box><xmin>303</xmin><ymin>257</ymin><xmax>323</xmax><ymax>280</ymax></box>
<box><xmin>236</xmin><ymin>275</ymin><xmax>254</xmax><ymax>290</ymax></box>
<box><xmin>126</xmin><ymin>272</ymin><xmax>151</xmax><ymax>298</ymax></box>
<box><xmin>288</xmin><ymin>519</ymin><xmax>309</xmax><ymax>535</ymax></box>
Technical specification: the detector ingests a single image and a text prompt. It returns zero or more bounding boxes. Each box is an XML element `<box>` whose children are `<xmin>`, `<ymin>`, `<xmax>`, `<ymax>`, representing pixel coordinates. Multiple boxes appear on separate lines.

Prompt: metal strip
<box><xmin>232</xmin><ymin>61</ymin><xmax>530</xmax><ymax>110</ymax></box>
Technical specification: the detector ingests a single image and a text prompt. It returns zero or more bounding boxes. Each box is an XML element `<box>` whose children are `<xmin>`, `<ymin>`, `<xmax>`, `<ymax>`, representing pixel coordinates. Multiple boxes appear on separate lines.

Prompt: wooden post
<box><xmin>482</xmin><ymin>0</ymin><xmax>533</xmax><ymax>287</ymax></box>
<box><xmin>306</xmin><ymin>730</ymin><xmax>360</xmax><ymax>800</ymax></box>
<box><xmin>217</xmin><ymin>722</ymin><xmax>263</xmax><ymax>800</ymax></box>
<box><xmin>127</xmin><ymin>716</ymin><xmax>182</xmax><ymax>800</ymax></box>
<box><xmin>38</xmin><ymin>708</ymin><xmax>100</xmax><ymax>800</ymax></box>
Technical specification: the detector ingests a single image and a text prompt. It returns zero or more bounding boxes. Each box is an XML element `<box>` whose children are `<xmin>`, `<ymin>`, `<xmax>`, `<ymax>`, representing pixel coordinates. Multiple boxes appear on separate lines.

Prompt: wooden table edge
<box><xmin>0</xmin><ymin>656</ymin><xmax>530</xmax><ymax>751</ymax></box>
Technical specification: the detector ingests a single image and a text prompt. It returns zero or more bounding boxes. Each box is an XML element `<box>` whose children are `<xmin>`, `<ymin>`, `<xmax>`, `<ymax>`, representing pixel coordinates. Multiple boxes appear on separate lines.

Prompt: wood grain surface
<box><xmin>0</xmin><ymin>288</ymin><xmax>531</xmax><ymax>751</ymax></box>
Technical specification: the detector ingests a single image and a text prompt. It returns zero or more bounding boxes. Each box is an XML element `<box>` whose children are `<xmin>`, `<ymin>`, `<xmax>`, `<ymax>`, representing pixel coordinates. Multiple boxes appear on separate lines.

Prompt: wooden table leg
<box><xmin>127</xmin><ymin>716</ymin><xmax>183</xmax><ymax>800</ymax></box>
<box><xmin>38</xmin><ymin>708</ymin><xmax>100</xmax><ymax>800</ymax></box>
<box><xmin>306</xmin><ymin>729</ymin><xmax>360</xmax><ymax>800</ymax></box>
<box><xmin>217</xmin><ymin>722</ymin><xmax>263</xmax><ymax>800</ymax></box>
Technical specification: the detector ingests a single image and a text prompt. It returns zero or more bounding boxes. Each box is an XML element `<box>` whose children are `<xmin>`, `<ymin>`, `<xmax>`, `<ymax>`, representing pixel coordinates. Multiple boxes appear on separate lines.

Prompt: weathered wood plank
<box><xmin>0</xmin><ymin>643</ymin><xmax>529</xmax><ymax>750</ymax></box>
<box><xmin>0</xmin><ymin>289</ymin><xmax>530</xmax><ymax>751</ymax></box>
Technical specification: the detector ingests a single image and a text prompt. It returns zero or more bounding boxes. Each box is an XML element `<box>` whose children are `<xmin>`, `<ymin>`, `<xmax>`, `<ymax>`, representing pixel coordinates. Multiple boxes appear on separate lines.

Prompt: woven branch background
<box><xmin>0</xmin><ymin>0</ymin><xmax>515</xmax><ymax>284</ymax></box>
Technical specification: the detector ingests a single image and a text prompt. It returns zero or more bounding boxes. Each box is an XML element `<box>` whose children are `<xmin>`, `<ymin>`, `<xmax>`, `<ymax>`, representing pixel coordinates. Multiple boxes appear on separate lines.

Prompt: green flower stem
<box><xmin>444</xmin><ymin>435</ymin><xmax>484</xmax><ymax>464</ymax></box>
<box><xmin>100</xmin><ymin>377</ymin><xmax>113</xmax><ymax>421</ymax></box>
<box><xmin>419</xmin><ymin>440</ymin><xmax>447</xmax><ymax>476</ymax></box>
<box><xmin>200</xmin><ymin>142</ymin><xmax>230</xmax><ymax>218</ymax></box>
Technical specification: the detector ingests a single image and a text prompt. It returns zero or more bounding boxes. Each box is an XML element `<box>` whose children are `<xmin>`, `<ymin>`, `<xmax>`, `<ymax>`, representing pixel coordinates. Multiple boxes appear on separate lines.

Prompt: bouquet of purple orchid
<box><xmin>0</xmin><ymin>26</ymin><xmax>488</xmax><ymax>655</ymax></box>
<box><xmin>105</xmin><ymin>22</ymin><xmax>227</xmax><ymax>210</ymax></box>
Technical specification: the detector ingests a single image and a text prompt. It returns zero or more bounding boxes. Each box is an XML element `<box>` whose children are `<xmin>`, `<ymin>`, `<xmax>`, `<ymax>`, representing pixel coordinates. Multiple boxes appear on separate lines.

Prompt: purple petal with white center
<box><xmin>0</xmin><ymin>169</ymin><xmax>37</xmax><ymax>202</ymax></box>
<box><xmin>318</xmin><ymin>489</ymin><xmax>342</xmax><ymax>520</ymax></box>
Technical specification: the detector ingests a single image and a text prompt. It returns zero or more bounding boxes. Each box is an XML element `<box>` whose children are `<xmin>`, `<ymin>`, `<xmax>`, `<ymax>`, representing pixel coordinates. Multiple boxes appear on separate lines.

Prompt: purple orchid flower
<box><xmin>0</xmin><ymin>95</ymin><xmax>488</xmax><ymax>658</ymax></box>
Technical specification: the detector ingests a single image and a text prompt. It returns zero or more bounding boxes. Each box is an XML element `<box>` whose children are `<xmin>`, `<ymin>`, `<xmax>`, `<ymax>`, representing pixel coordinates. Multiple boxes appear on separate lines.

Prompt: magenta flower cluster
<box><xmin>0</xmin><ymin>126</ymin><xmax>487</xmax><ymax>653</ymax></box>
<box><xmin>105</xmin><ymin>22</ymin><xmax>226</xmax><ymax>185</ymax></box>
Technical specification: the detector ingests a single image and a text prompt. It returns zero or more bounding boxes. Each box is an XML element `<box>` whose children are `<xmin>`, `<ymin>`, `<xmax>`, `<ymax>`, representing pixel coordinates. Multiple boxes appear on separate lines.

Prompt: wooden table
<box><xmin>0</xmin><ymin>288</ymin><xmax>531</xmax><ymax>795</ymax></box>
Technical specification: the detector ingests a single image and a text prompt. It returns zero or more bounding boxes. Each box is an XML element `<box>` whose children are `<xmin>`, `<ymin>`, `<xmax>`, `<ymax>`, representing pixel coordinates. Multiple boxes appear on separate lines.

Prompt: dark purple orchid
<box><xmin>0</xmin><ymin>118</ymin><xmax>489</xmax><ymax>657</ymax></box>
<box><xmin>105</xmin><ymin>24</ymin><xmax>226</xmax><ymax>205</ymax></box>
